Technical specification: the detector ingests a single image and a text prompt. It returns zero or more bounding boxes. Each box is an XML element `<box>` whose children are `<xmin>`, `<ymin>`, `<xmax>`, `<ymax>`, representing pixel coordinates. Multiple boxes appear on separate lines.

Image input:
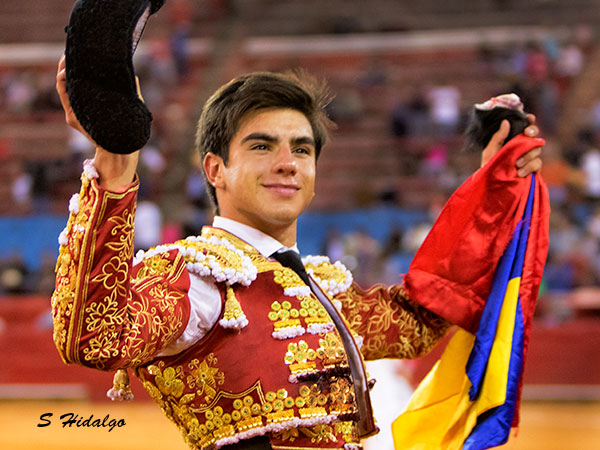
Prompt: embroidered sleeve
<box><xmin>51</xmin><ymin>164</ymin><xmax>191</xmax><ymax>371</ymax></box>
<box><xmin>336</xmin><ymin>283</ymin><xmax>450</xmax><ymax>361</ymax></box>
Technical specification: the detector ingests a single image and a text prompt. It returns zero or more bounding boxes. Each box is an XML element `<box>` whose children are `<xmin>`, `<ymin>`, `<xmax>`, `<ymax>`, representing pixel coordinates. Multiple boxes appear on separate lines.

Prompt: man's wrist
<box><xmin>93</xmin><ymin>147</ymin><xmax>140</xmax><ymax>192</ymax></box>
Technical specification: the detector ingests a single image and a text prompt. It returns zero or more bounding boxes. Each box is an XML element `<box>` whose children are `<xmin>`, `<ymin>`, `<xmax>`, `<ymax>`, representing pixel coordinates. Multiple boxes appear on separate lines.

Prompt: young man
<box><xmin>53</xmin><ymin>55</ymin><xmax>543</xmax><ymax>450</ymax></box>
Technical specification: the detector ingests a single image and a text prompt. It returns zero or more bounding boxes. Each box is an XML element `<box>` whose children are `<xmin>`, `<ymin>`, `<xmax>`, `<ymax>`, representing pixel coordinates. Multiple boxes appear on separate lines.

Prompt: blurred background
<box><xmin>0</xmin><ymin>0</ymin><xmax>599</xmax><ymax>449</ymax></box>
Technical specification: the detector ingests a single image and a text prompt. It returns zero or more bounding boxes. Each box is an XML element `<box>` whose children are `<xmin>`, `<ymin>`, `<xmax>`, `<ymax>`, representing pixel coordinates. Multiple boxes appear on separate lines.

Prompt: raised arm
<box><xmin>52</xmin><ymin>55</ymin><xmax>191</xmax><ymax>371</ymax></box>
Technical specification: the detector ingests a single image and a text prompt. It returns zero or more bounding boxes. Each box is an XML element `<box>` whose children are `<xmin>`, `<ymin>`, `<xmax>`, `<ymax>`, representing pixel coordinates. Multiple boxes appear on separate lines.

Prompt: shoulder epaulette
<box><xmin>133</xmin><ymin>234</ymin><xmax>258</xmax><ymax>287</ymax></box>
<box><xmin>302</xmin><ymin>255</ymin><xmax>353</xmax><ymax>296</ymax></box>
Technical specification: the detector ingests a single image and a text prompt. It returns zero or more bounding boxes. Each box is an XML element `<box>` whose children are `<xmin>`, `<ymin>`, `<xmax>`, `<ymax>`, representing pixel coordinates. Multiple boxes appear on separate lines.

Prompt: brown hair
<box><xmin>195</xmin><ymin>70</ymin><xmax>334</xmax><ymax>211</ymax></box>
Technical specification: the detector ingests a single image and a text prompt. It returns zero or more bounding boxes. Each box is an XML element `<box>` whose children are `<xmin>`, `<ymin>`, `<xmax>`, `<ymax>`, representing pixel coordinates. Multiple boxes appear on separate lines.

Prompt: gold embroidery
<box><xmin>273</xmin><ymin>427</ymin><xmax>300</xmax><ymax>442</ymax></box>
<box><xmin>84</xmin><ymin>290</ymin><xmax>124</xmax><ymax>334</ymax></box>
<box><xmin>134</xmin><ymin>253</ymin><xmax>175</xmax><ymax>281</ymax></box>
<box><xmin>273</xmin><ymin>269</ymin><xmax>307</xmax><ymax>295</ymax></box>
<box><xmin>334</xmin><ymin>421</ymin><xmax>360</xmax><ymax>444</ymax></box>
<box><xmin>90</xmin><ymin>256</ymin><xmax>129</xmax><ymax>296</ymax></box>
<box><xmin>140</xmin><ymin>362</ymin><xmax>203</xmax><ymax>447</ymax></box>
<box><xmin>203</xmin><ymin>227</ymin><xmax>261</xmax><ymax>259</ymax></box>
<box><xmin>141</xmin><ymin>355</ymin><xmax>360</xmax><ymax>449</ymax></box>
<box><xmin>270</xmin><ymin>300</ymin><xmax>304</xmax><ymax>338</ymax></box>
<box><xmin>283</xmin><ymin>333</ymin><xmax>349</xmax><ymax>380</ymax></box>
<box><xmin>329</xmin><ymin>377</ymin><xmax>356</xmax><ymax>416</ymax></box>
<box><xmin>105</xmin><ymin>209</ymin><xmax>135</xmax><ymax>259</ymax></box>
<box><xmin>301</xmin><ymin>297</ymin><xmax>332</xmax><ymax>331</ymax></box>
<box><xmin>52</xmin><ymin>174</ymin><xmax>97</xmax><ymax>361</ymax></box>
<box><xmin>338</xmin><ymin>284</ymin><xmax>449</xmax><ymax>360</ymax></box>
<box><xmin>187</xmin><ymin>354</ymin><xmax>225</xmax><ymax>405</ymax></box>
<box><xmin>53</xmin><ymin>174</ymin><xmax>187</xmax><ymax>368</ymax></box>
<box><xmin>220</xmin><ymin>285</ymin><xmax>247</xmax><ymax>329</ymax></box>
<box><xmin>179</xmin><ymin>238</ymin><xmax>247</xmax><ymax>274</ymax></box>
<box><xmin>285</xmin><ymin>340</ymin><xmax>317</xmax><ymax>378</ymax></box>
<box><xmin>299</xmin><ymin>424</ymin><xmax>337</xmax><ymax>443</ymax></box>
<box><xmin>318</xmin><ymin>333</ymin><xmax>347</xmax><ymax>367</ymax></box>
<box><xmin>150</xmin><ymin>363</ymin><xmax>186</xmax><ymax>398</ymax></box>
<box><xmin>304</xmin><ymin>256</ymin><xmax>353</xmax><ymax>296</ymax></box>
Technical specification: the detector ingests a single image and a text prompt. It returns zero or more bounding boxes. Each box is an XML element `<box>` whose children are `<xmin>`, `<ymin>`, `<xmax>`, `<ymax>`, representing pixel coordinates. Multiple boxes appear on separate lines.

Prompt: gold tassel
<box><xmin>219</xmin><ymin>285</ymin><xmax>248</xmax><ymax>329</ymax></box>
<box><xmin>106</xmin><ymin>369</ymin><xmax>134</xmax><ymax>401</ymax></box>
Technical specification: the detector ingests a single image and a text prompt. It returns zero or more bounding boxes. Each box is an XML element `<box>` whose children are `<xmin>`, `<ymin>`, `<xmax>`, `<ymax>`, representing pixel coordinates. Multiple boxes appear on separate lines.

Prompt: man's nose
<box><xmin>273</xmin><ymin>146</ymin><xmax>297</xmax><ymax>175</ymax></box>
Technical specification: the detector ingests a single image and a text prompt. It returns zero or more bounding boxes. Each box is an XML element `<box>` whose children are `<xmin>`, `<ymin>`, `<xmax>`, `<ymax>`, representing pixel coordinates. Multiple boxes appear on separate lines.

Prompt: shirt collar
<box><xmin>212</xmin><ymin>216</ymin><xmax>299</xmax><ymax>257</ymax></box>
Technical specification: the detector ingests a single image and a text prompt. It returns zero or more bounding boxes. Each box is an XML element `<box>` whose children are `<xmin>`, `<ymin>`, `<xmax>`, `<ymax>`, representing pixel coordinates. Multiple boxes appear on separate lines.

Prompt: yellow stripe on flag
<box><xmin>392</xmin><ymin>277</ymin><xmax>521</xmax><ymax>450</ymax></box>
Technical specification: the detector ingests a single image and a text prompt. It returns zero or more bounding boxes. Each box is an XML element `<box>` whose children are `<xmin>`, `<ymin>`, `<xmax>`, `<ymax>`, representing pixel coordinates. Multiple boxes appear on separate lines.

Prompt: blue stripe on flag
<box><xmin>466</xmin><ymin>175</ymin><xmax>535</xmax><ymax>400</ymax></box>
<box><xmin>463</xmin><ymin>300</ymin><xmax>525</xmax><ymax>449</ymax></box>
<box><xmin>462</xmin><ymin>175</ymin><xmax>536</xmax><ymax>450</ymax></box>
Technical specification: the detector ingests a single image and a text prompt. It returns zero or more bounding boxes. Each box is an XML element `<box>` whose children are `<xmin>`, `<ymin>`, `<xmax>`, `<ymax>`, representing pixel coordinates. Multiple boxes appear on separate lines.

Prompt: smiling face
<box><xmin>203</xmin><ymin>108</ymin><xmax>317</xmax><ymax>246</ymax></box>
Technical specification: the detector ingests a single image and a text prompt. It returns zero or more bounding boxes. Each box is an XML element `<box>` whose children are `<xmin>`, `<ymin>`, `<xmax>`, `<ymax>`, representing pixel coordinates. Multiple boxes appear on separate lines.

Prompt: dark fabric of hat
<box><xmin>65</xmin><ymin>0</ymin><xmax>166</xmax><ymax>154</ymax></box>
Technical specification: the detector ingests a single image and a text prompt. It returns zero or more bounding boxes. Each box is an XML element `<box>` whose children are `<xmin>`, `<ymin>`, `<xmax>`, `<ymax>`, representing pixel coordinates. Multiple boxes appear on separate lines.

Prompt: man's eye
<box><xmin>251</xmin><ymin>144</ymin><xmax>268</xmax><ymax>150</ymax></box>
<box><xmin>294</xmin><ymin>147</ymin><xmax>311</xmax><ymax>155</ymax></box>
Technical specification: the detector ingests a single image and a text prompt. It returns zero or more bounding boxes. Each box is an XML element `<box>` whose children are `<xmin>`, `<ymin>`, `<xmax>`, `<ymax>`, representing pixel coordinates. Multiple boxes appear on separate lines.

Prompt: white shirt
<box><xmin>157</xmin><ymin>216</ymin><xmax>298</xmax><ymax>356</ymax></box>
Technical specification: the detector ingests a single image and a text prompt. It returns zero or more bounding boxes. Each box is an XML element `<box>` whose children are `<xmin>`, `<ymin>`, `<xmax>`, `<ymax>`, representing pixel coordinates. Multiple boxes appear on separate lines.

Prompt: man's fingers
<box><xmin>516</xmin><ymin>147</ymin><xmax>543</xmax><ymax>177</ymax></box>
<box><xmin>56</xmin><ymin>55</ymin><xmax>66</xmax><ymax>86</ymax></box>
<box><xmin>481</xmin><ymin>119</ymin><xmax>510</xmax><ymax>167</ymax></box>
<box><xmin>55</xmin><ymin>54</ymin><xmax>94</xmax><ymax>143</ymax></box>
<box><xmin>490</xmin><ymin>119</ymin><xmax>510</xmax><ymax>149</ymax></box>
<box><xmin>517</xmin><ymin>158</ymin><xmax>543</xmax><ymax>177</ymax></box>
<box><xmin>516</xmin><ymin>147</ymin><xmax>542</xmax><ymax>168</ymax></box>
<box><xmin>57</xmin><ymin>53</ymin><xmax>66</xmax><ymax>72</ymax></box>
<box><xmin>135</xmin><ymin>76</ymin><xmax>144</xmax><ymax>103</ymax></box>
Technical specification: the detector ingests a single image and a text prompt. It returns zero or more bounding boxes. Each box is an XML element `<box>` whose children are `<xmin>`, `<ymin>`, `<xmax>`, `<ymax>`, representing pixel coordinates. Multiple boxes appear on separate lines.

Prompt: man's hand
<box><xmin>481</xmin><ymin>114</ymin><xmax>543</xmax><ymax>177</ymax></box>
<box><xmin>56</xmin><ymin>54</ymin><xmax>139</xmax><ymax>192</ymax></box>
<box><xmin>56</xmin><ymin>54</ymin><xmax>94</xmax><ymax>143</ymax></box>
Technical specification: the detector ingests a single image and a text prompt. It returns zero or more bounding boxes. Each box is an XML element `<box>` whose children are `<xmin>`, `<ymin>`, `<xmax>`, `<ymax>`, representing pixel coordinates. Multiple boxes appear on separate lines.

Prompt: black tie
<box><xmin>270</xmin><ymin>250</ymin><xmax>310</xmax><ymax>286</ymax></box>
<box><xmin>269</xmin><ymin>249</ymin><xmax>377</xmax><ymax>437</ymax></box>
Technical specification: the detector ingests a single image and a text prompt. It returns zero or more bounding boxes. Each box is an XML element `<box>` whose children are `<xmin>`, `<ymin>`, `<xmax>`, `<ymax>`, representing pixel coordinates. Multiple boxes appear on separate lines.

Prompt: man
<box><xmin>52</xmin><ymin>55</ymin><xmax>542</xmax><ymax>450</ymax></box>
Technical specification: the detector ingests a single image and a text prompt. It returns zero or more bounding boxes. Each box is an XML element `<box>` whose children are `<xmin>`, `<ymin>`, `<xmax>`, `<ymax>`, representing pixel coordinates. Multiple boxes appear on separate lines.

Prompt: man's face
<box><xmin>205</xmin><ymin>108</ymin><xmax>317</xmax><ymax>244</ymax></box>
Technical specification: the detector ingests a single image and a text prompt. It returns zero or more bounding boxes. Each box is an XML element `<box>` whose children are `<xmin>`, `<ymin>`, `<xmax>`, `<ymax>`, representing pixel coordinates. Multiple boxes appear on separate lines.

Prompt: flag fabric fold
<box><xmin>394</xmin><ymin>135</ymin><xmax>550</xmax><ymax>450</ymax></box>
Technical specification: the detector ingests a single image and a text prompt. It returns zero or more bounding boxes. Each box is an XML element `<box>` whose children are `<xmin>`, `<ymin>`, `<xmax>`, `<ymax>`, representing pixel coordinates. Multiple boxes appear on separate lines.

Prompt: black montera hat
<box><xmin>65</xmin><ymin>0</ymin><xmax>166</xmax><ymax>154</ymax></box>
<box><xmin>464</xmin><ymin>94</ymin><xmax>530</xmax><ymax>153</ymax></box>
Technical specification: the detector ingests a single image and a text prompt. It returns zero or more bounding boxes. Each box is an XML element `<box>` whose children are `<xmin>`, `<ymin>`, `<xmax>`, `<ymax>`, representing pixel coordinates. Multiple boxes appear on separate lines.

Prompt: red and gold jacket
<box><xmin>52</xmin><ymin>162</ymin><xmax>449</xmax><ymax>450</ymax></box>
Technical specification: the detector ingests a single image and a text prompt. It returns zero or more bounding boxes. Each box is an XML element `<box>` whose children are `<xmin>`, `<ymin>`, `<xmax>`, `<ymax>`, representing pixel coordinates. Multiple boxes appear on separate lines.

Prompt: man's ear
<box><xmin>203</xmin><ymin>152</ymin><xmax>225</xmax><ymax>188</ymax></box>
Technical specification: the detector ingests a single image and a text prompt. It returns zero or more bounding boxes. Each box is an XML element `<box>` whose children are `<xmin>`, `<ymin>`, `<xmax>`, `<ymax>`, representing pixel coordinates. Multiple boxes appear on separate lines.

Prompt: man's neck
<box><xmin>211</xmin><ymin>216</ymin><xmax>299</xmax><ymax>256</ymax></box>
<box><xmin>216</xmin><ymin>215</ymin><xmax>297</xmax><ymax>247</ymax></box>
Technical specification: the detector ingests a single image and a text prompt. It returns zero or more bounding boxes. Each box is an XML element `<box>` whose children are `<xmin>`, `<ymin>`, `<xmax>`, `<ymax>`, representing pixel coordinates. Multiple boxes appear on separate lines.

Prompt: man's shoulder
<box><xmin>133</xmin><ymin>228</ymin><xmax>259</xmax><ymax>287</ymax></box>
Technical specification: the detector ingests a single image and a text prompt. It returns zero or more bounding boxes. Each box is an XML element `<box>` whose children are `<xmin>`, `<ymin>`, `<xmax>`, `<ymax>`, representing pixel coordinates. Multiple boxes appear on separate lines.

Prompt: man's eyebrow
<box><xmin>241</xmin><ymin>133</ymin><xmax>316</xmax><ymax>148</ymax></box>
<box><xmin>291</xmin><ymin>136</ymin><xmax>316</xmax><ymax>148</ymax></box>
<box><xmin>241</xmin><ymin>133</ymin><xmax>278</xmax><ymax>144</ymax></box>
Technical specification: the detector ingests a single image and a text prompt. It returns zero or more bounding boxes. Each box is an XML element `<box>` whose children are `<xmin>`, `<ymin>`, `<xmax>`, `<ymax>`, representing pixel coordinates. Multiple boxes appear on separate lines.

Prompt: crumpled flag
<box><xmin>395</xmin><ymin>134</ymin><xmax>550</xmax><ymax>449</ymax></box>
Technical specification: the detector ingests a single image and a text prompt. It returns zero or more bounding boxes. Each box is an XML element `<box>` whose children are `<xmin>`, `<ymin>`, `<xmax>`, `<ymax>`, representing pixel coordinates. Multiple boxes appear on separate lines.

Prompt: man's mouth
<box><xmin>263</xmin><ymin>183</ymin><xmax>300</xmax><ymax>195</ymax></box>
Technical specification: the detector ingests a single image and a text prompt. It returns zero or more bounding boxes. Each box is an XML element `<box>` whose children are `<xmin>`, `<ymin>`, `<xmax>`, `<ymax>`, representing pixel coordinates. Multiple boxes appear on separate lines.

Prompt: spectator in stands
<box><xmin>579</xmin><ymin>136</ymin><xmax>600</xmax><ymax>201</ymax></box>
<box><xmin>540</xmin><ymin>139</ymin><xmax>584</xmax><ymax>205</ymax></box>
<box><xmin>404</xmin><ymin>87</ymin><xmax>429</xmax><ymax>136</ymax></box>
<box><xmin>134</xmin><ymin>198</ymin><xmax>163</xmax><ymax>253</ymax></box>
<box><xmin>525</xmin><ymin>41</ymin><xmax>550</xmax><ymax>83</ymax></box>
<box><xmin>4</xmin><ymin>71</ymin><xmax>36</xmax><ymax>113</ymax></box>
<box><xmin>420</xmin><ymin>142</ymin><xmax>449</xmax><ymax>177</ymax></box>
<box><xmin>0</xmin><ymin>252</ymin><xmax>29</xmax><ymax>295</ymax></box>
<box><xmin>167</xmin><ymin>0</ymin><xmax>195</xmax><ymax>78</ymax></box>
<box><xmin>320</xmin><ymin>226</ymin><xmax>345</xmax><ymax>265</ymax></box>
<box><xmin>390</xmin><ymin>87</ymin><xmax>429</xmax><ymax>138</ymax></box>
<box><xmin>326</xmin><ymin>86</ymin><xmax>363</xmax><ymax>122</ymax></box>
<box><xmin>11</xmin><ymin>161</ymin><xmax>33</xmax><ymax>212</ymax></box>
<box><xmin>555</xmin><ymin>39</ymin><xmax>584</xmax><ymax>95</ymax></box>
<box><xmin>31</xmin><ymin>70</ymin><xmax>62</xmax><ymax>113</ymax></box>
<box><xmin>426</xmin><ymin>83</ymin><xmax>461</xmax><ymax>136</ymax></box>
<box><xmin>587</xmin><ymin>205</ymin><xmax>600</xmax><ymax>240</ymax></box>
<box><xmin>536</xmin><ymin>79</ymin><xmax>559</xmax><ymax>134</ymax></box>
